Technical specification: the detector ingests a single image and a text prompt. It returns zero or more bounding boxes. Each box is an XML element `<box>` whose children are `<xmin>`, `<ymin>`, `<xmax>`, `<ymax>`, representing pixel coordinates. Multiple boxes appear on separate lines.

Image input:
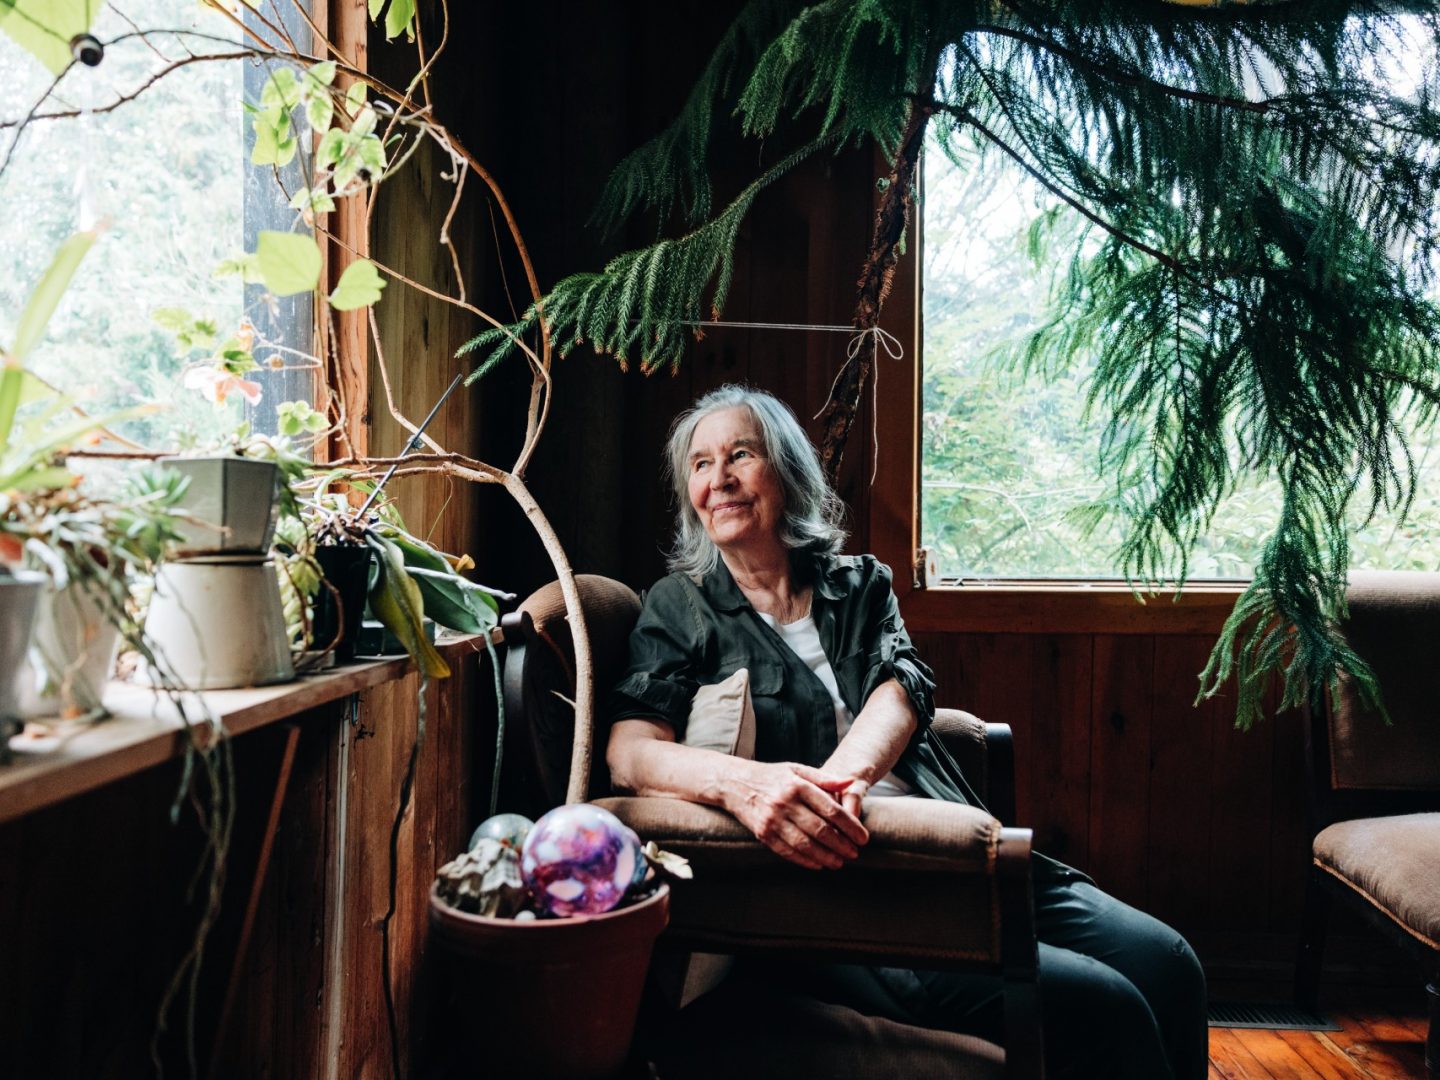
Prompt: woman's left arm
<box><xmin>822</xmin><ymin>678</ymin><xmax>917</xmax><ymax>817</ymax></box>
<box><xmin>821</xmin><ymin>557</ymin><xmax>936</xmax><ymax>816</ymax></box>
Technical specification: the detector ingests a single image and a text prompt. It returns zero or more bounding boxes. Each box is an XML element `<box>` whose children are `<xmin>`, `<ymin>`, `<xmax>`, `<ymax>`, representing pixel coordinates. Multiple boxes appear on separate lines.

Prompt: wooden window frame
<box><xmin>866</xmin><ymin>166</ymin><xmax>1240</xmax><ymax>637</ymax></box>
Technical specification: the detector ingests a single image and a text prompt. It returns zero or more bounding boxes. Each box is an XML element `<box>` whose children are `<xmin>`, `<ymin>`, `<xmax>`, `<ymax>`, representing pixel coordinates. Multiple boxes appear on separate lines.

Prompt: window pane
<box><xmin>920</xmin><ymin>131</ymin><xmax>1440</xmax><ymax>581</ymax></box>
<box><xmin>0</xmin><ymin>1</ymin><xmax>314</xmax><ymax>452</ymax></box>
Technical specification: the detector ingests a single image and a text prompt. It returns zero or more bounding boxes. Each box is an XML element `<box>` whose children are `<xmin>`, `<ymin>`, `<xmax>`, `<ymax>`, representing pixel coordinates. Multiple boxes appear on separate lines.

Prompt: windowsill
<box><xmin>0</xmin><ymin>633</ymin><xmax>492</xmax><ymax>827</ymax></box>
<box><xmin>901</xmin><ymin>580</ymin><xmax>1246</xmax><ymax>635</ymax></box>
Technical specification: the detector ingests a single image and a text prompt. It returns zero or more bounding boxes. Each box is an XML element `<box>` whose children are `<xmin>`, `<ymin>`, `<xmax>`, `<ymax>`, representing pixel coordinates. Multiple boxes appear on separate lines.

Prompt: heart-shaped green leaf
<box><xmin>257</xmin><ymin>232</ymin><xmax>322</xmax><ymax>297</ymax></box>
<box><xmin>329</xmin><ymin>259</ymin><xmax>386</xmax><ymax>311</ymax></box>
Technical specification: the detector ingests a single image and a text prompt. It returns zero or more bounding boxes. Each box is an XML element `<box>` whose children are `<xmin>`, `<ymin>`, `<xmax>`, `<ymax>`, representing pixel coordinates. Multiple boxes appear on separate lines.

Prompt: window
<box><xmin>0</xmin><ymin>0</ymin><xmax>315</xmax><ymax>452</ymax></box>
<box><xmin>919</xmin><ymin>131</ymin><xmax>1440</xmax><ymax>584</ymax></box>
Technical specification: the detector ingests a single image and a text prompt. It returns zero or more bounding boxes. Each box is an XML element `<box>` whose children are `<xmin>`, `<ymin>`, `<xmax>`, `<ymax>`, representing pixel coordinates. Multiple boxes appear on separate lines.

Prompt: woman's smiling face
<box><xmin>686</xmin><ymin>406</ymin><xmax>786</xmax><ymax>555</ymax></box>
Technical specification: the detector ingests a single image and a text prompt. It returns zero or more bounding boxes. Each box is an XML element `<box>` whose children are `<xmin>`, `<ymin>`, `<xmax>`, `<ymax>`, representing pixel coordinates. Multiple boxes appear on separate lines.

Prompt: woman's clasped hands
<box><xmin>719</xmin><ymin>759</ymin><xmax>870</xmax><ymax>870</ymax></box>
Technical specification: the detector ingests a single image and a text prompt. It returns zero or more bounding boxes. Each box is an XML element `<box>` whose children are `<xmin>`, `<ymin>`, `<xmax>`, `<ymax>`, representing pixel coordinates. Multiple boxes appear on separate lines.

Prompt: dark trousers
<box><xmin>781</xmin><ymin>874</ymin><xmax>1208</xmax><ymax>1079</ymax></box>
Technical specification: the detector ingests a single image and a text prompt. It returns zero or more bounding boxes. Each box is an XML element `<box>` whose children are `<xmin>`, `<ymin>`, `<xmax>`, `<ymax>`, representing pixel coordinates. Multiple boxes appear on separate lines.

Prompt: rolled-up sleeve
<box><xmin>609</xmin><ymin>576</ymin><xmax>703</xmax><ymax>738</ymax></box>
<box><xmin>858</xmin><ymin>561</ymin><xmax>936</xmax><ymax>729</ymax></box>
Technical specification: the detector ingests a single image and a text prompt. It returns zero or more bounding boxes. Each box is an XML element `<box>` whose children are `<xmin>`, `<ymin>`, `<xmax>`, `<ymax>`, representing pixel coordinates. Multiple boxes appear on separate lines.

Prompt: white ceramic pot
<box><xmin>142</xmin><ymin>557</ymin><xmax>294</xmax><ymax>689</ymax></box>
<box><xmin>15</xmin><ymin>580</ymin><xmax>121</xmax><ymax>719</ymax></box>
<box><xmin>1</xmin><ymin>572</ymin><xmax>44</xmax><ymax>756</ymax></box>
<box><xmin>163</xmin><ymin>456</ymin><xmax>280</xmax><ymax>555</ymax></box>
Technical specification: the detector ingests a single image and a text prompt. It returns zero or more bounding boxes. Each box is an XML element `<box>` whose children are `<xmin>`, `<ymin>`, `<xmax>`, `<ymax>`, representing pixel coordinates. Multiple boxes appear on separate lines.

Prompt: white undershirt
<box><xmin>757</xmin><ymin>613</ymin><xmax>913</xmax><ymax>797</ymax></box>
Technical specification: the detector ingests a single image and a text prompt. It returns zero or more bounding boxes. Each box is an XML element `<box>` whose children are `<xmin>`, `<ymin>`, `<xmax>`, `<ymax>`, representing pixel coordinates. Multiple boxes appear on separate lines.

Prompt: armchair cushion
<box><xmin>1313</xmin><ymin>812</ymin><xmax>1440</xmax><ymax>949</ymax></box>
<box><xmin>1331</xmin><ymin>572</ymin><xmax>1440</xmax><ymax>791</ymax></box>
<box><xmin>933</xmin><ymin>709</ymin><xmax>989</xmax><ymax>800</ymax></box>
<box><xmin>598</xmin><ymin>796</ymin><xmax>1008</xmax><ymax>967</ymax></box>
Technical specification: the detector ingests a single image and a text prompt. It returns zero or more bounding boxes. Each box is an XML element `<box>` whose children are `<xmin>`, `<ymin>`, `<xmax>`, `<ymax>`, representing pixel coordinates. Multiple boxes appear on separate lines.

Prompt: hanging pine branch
<box><xmin>463</xmin><ymin>0</ymin><xmax>1440</xmax><ymax>726</ymax></box>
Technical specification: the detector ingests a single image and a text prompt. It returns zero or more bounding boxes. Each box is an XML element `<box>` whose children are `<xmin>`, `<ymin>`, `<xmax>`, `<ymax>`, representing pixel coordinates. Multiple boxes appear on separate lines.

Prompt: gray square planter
<box><xmin>164</xmin><ymin>456</ymin><xmax>280</xmax><ymax>555</ymax></box>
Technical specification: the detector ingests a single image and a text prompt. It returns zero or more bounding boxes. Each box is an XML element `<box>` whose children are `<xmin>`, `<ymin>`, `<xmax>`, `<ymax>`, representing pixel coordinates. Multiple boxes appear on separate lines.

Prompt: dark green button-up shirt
<box><xmin>610</xmin><ymin>552</ymin><xmax>984</xmax><ymax>806</ymax></box>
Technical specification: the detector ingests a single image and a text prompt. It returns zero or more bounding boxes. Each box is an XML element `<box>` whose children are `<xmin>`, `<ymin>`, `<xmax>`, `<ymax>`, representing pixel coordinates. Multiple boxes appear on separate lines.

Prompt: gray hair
<box><xmin>664</xmin><ymin>384</ymin><xmax>847</xmax><ymax>577</ymax></box>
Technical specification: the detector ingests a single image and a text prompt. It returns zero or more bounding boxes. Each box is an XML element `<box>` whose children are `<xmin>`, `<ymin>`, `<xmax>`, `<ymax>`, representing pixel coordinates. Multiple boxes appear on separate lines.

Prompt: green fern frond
<box><xmin>482</xmin><ymin>0</ymin><xmax>1440</xmax><ymax>728</ymax></box>
<box><xmin>590</xmin><ymin>0</ymin><xmax>808</xmax><ymax>232</ymax></box>
<box><xmin>460</xmin><ymin>137</ymin><xmax>834</xmax><ymax>379</ymax></box>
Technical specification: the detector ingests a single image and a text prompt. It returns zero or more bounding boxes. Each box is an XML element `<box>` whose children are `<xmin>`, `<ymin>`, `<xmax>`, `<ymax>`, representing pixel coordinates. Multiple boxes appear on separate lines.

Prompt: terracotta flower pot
<box><xmin>428</xmin><ymin>883</ymin><xmax>669</xmax><ymax>1079</ymax></box>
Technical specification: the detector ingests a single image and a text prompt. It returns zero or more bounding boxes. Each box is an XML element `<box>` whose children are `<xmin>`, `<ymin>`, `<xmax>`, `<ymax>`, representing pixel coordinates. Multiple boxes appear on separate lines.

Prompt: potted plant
<box><xmin>2</xmin><ymin>233</ymin><xmax>186</xmax><ymax>727</ymax></box>
<box><xmin>429</xmin><ymin>805</ymin><xmax>677</xmax><ymax>1080</ymax></box>
<box><xmin>297</xmin><ymin>474</ymin><xmax>512</xmax><ymax>673</ymax></box>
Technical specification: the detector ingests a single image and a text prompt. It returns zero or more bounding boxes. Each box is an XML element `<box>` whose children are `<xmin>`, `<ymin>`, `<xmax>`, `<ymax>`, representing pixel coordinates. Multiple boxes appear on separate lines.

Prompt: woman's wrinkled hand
<box><xmin>721</xmin><ymin>760</ymin><xmax>870</xmax><ymax>870</ymax></box>
<box><xmin>838</xmin><ymin>778</ymin><xmax>869</xmax><ymax>820</ymax></box>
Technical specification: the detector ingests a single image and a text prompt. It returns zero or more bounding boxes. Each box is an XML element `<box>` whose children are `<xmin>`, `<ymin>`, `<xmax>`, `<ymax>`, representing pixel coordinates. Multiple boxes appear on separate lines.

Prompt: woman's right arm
<box><xmin>607</xmin><ymin>718</ymin><xmax>868</xmax><ymax>871</ymax></box>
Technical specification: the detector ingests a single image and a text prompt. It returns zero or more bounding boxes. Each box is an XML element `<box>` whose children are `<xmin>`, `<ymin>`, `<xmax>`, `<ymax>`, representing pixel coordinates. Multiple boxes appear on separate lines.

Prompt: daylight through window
<box><xmin>919</xmin><ymin>126</ymin><xmax>1440</xmax><ymax>584</ymax></box>
<box><xmin>0</xmin><ymin>0</ymin><xmax>315</xmax><ymax>456</ymax></box>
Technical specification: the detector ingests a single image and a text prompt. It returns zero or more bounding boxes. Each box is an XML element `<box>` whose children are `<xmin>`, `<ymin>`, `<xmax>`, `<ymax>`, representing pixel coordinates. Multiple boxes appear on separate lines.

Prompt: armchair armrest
<box><xmin>933</xmin><ymin>709</ymin><xmax>1016</xmax><ymax>825</ymax></box>
<box><xmin>596</xmin><ymin>795</ymin><xmax>1034</xmax><ymax>973</ymax></box>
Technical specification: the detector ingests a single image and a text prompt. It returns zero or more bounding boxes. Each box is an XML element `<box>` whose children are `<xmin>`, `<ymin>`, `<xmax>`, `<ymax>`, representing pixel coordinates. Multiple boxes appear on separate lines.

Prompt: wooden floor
<box><xmin>1209</xmin><ymin>989</ymin><xmax>1431</xmax><ymax>1078</ymax></box>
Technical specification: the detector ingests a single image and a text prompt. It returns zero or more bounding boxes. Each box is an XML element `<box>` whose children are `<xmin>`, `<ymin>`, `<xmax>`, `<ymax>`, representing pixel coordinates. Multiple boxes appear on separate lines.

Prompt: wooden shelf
<box><xmin>0</xmin><ymin>658</ymin><xmax>404</xmax><ymax>826</ymax></box>
<box><xmin>0</xmin><ymin>631</ymin><xmax>495</xmax><ymax>826</ymax></box>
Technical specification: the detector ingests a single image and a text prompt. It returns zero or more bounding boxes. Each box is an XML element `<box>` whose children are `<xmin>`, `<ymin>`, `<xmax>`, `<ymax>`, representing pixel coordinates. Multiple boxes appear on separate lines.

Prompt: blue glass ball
<box><xmin>520</xmin><ymin>803</ymin><xmax>642</xmax><ymax>917</ymax></box>
<box><xmin>469</xmin><ymin>812</ymin><xmax>534</xmax><ymax>852</ymax></box>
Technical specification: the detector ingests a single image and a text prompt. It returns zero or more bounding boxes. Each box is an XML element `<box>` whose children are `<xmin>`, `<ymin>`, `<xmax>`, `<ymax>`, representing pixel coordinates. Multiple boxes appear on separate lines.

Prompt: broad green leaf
<box><xmin>260</xmin><ymin>67</ymin><xmax>301</xmax><ymax>111</ymax></box>
<box><xmin>405</xmin><ymin>566</ymin><xmax>499</xmax><ymax>635</ymax></box>
<box><xmin>316</xmin><ymin>127</ymin><xmax>346</xmax><ymax>168</ymax></box>
<box><xmin>0</xmin><ymin>366</ymin><xmax>23</xmax><ymax>449</ymax></box>
<box><xmin>217</xmin><ymin>343</ymin><xmax>258</xmax><ymax>374</ymax></box>
<box><xmin>384</xmin><ymin>0</ymin><xmax>415</xmax><ymax>41</ymax></box>
<box><xmin>7</xmin><ymin>466</ymin><xmax>75</xmax><ymax>494</ymax></box>
<box><xmin>1</xmin><ymin>403</ymin><xmax>159</xmax><ymax>492</ymax></box>
<box><xmin>11</xmin><ymin>231</ymin><xmax>97</xmax><ymax>362</ymax></box>
<box><xmin>330</xmin><ymin>129</ymin><xmax>386</xmax><ymax>191</ymax></box>
<box><xmin>277</xmin><ymin>400</ymin><xmax>327</xmax><ymax>436</ymax></box>
<box><xmin>305</xmin><ymin>92</ymin><xmax>334</xmax><ymax>133</ymax></box>
<box><xmin>289</xmin><ymin>186</ymin><xmax>337</xmax><ymax>215</ymax></box>
<box><xmin>0</xmin><ymin>0</ymin><xmax>96</xmax><ymax>75</ymax></box>
<box><xmin>300</xmin><ymin>64</ymin><xmax>336</xmax><ymax>131</ymax></box>
<box><xmin>367</xmin><ymin>0</ymin><xmax>384</xmax><ymax>18</ymax></box>
<box><xmin>251</xmin><ymin>108</ymin><xmax>296</xmax><ymax>167</ymax></box>
<box><xmin>256</xmin><ymin>232</ymin><xmax>322</xmax><ymax>297</ymax></box>
<box><xmin>328</xmin><ymin>259</ymin><xmax>386</xmax><ymax>311</ymax></box>
<box><xmin>380</xmin><ymin>529</ymin><xmax>449</xmax><ymax>573</ymax></box>
<box><xmin>351</xmin><ymin>105</ymin><xmax>378</xmax><ymax>139</ymax></box>
<box><xmin>345</xmin><ymin>82</ymin><xmax>367</xmax><ymax>117</ymax></box>
<box><xmin>367</xmin><ymin>534</ymin><xmax>449</xmax><ymax>677</ymax></box>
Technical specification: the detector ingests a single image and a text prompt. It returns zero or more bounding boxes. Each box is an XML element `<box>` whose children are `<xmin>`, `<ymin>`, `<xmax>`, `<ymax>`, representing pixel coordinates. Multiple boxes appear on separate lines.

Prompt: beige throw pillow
<box><xmin>683</xmin><ymin>667</ymin><xmax>756</xmax><ymax>760</ymax></box>
<box><xmin>668</xmin><ymin>667</ymin><xmax>756</xmax><ymax>1007</ymax></box>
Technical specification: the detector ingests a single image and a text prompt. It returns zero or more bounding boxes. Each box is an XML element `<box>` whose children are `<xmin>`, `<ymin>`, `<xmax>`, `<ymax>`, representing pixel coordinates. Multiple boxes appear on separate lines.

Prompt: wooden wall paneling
<box><xmin>1087</xmin><ymin>635</ymin><xmax>1155</xmax><ymax>909</ymax></box>
<box><xmin>1023</xmin><ymin>634</ymin><xmax>1094</xmax><ymax>869</ymax></box>
<box><xmin>268</xmin><ymin>711</ymin><xmax>335</xmax><ymax>1078</ymax></box>
<box><xmin>333</xmin><ymin>674</ymin><xmax>410</xmax><ymax>1080</ymax></box>
<box><xmin>208</xmin><ymin>726</ymin><xmax>293</xmax><ymax>1078</ymax></box>
<box><xmin>1148</xmin><ymin>636</ymin><xmax>1223</xmax><ymax>932</ymax></box>
<box><xmin>397</xmin><ymin>672</ymin><xmax>440</xmax><ymax>1069</ymax></box>
<box><xmin>1203</xmin><ymin>671</ymin><xmax>1277</xmax><ymax>937</ymax></box>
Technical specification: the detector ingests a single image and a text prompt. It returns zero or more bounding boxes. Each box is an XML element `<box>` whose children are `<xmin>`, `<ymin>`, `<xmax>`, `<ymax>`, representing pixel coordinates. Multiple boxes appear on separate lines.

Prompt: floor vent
<box><xmin>1207</xmin><ymin>1000</ymin><xmax>1340</xmax><ymax>1031</ymax></box>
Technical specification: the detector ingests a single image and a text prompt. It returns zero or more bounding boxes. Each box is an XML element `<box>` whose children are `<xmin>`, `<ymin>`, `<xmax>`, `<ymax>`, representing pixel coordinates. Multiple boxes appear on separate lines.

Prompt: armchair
<box><xmin>500</xmin><ymin>575</ymin><xmax>1041</xmax><ymax>1079</ymax></box>
<box><xmin>1293</xmin><ymin>571</ymin><xmax>1440</xmax><ymax>1076</ymax></box>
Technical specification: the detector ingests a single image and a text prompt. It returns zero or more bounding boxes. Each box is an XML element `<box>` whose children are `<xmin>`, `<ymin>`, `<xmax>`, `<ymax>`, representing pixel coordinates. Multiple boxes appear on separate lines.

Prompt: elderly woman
<box><xmin>608</xmin><ymin>385</ymin><xmax>1207</xmax><ymax>1079</ymax></box>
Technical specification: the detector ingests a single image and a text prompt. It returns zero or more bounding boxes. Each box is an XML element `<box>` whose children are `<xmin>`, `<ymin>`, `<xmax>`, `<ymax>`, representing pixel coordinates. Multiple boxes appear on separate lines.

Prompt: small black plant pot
<box><xmin>313</xmin><ymin>545</ymin><xmax>373</xmax><ymax>663</ymax></box>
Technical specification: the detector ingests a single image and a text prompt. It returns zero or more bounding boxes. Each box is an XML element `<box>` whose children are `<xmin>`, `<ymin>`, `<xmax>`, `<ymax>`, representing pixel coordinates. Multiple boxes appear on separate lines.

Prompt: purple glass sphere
<box><xmin>520</xmin><ymin>803</ymin><xmax>642</xmax><ymax>917</ymax></box>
